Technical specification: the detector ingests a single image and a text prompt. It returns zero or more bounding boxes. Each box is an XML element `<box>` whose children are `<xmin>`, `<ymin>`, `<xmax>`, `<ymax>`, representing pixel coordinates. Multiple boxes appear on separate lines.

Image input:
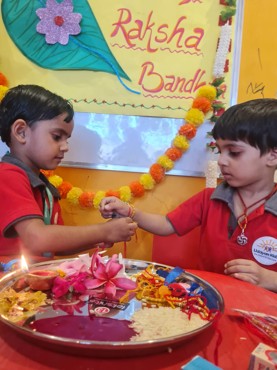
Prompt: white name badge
<box><xmin>252</xmin><ymin>236</ymin><xmax>277</xmax><ymax>265</ymax></box>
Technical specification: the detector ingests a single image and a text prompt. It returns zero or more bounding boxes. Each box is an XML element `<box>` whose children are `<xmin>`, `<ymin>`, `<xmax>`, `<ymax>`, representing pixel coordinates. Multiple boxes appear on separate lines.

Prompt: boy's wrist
<box><xmin>127</xmin><ymin>203</ymin><xmax>136</xmax><ymax>219</ymax></box>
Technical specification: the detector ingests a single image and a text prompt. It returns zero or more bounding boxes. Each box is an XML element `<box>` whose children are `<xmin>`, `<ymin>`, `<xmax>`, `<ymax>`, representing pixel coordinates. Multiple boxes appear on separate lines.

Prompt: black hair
<box><xmin>0</xmin><ymin>84</ymin><xmax>74</xmax><ymax>146</ymax></box>
<box><xmin>212</xmin><ymin>98</ymin><xmax>277</xmax><ymax>155</ymax></box>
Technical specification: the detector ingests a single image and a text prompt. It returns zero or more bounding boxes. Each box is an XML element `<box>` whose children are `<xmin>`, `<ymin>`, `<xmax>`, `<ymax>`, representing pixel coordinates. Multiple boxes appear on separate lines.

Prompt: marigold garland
<box><xmin>58</xmin><ymin>181</ymin><xmax>73</xmax><ymax>199</ymax></box>
<box><xmin>178</xmin><ymin>124</ymin><xmax>197</xmax><ymax>140</ymax></box>
<box><xmin>79</xmin><ymin>191</ymin><xmax>94</xmax><ymax>208</ymax></box>
<box><xmin>192</xmin><ymin>97</ymin><xmax>212</xmax><ymax>114</ymax></box>
<box><xmin>42</xmin><ymin>77</ymin><xmax>226</xmax><ymax>209</ymax></box>
<box><xmin>165</xmin><ymin>148</ymin><xmax>183</xmax><ymax>161</ymax></box>
<box><xmin>129</xmin><ymin>181</ymin><xmax>145</xmax><ymax>197</ymax></box>
<box><xmin>149</xmin><ymin>164</ymin><xmax>165</xmax><ymax>184</ymax></box>
<box><xmin>119</xmin><ymin>186</ymin><xmax>132</xmax><ymax>202</ymax></box>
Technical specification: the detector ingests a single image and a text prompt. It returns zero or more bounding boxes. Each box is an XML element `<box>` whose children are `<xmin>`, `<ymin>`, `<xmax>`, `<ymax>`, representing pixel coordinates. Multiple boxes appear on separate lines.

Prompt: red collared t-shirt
<box><xmin>0</xmin><ymin>162</ymin><xmax>63</xmax><ymax>255</ymax></box>
<box><xmin>167</xmin><ymin>186</ymin><xmax>277</xmax><ymax>274</ymax></box>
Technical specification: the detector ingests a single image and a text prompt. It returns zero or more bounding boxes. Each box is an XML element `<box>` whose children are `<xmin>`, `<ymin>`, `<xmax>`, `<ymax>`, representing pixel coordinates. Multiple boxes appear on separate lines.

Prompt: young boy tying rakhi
<box><xmin>0</xmin><ymin>85</ymin><xmax>137</xmax><ymax>259</ymax></box>
<box><xmin>100</xmin><ymin>99</ymin><xmax>277</xmax><ymax>292</ymax></box>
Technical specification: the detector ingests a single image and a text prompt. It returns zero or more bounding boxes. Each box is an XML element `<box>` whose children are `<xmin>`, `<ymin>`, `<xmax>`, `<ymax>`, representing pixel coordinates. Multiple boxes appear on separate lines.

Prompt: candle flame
<box><xmin>21</xmin><ymin>255</ymin><xmax>29</xmax><ymax>272</ymax></box>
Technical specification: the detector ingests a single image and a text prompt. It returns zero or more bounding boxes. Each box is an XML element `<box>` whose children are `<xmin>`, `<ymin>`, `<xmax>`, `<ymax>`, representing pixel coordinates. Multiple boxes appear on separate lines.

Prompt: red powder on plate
<box><xmin>28</xmin><ymin>315</ymin><xmax>136</xmax><ymax>342</ymax></box>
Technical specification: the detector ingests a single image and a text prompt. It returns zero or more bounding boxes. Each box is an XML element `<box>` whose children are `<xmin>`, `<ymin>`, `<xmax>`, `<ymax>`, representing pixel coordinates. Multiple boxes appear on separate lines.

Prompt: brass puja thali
<box><xmin>0</xmin><ymin>254</ymin><xmax>224</xmax><ymax>357</ymax></box>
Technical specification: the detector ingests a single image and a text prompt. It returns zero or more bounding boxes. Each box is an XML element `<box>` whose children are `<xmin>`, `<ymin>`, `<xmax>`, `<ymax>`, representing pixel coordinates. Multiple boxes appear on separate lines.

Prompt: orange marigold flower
<box><xmin>178</xmin><ymin>123</ymin><xmax>197</xmax><ymax>140</ymax></box>
<box><xmin>106</xmin><ymin>190</ymin><xmax>120</xmax><ymax>198</ymax></box>
<box><xmin>129</xmin><ymin>181</ymin><xmax>145</xmax><ymax>197</ymax></box>
<box><xmin>149</xmin><ymin>163</ymin><xmax>165</xmax><ymax>184</ymax></box>
<box><xmin>58</xmin><ymin>181</ymin><xmax>73</xmax><ymax>199</ymax></box>
<box><xmin>79</xmin><ymin>192</ymin><xmax>94</xmax><ymax>208</ymax></box>
<box><xmin>0</xmin><ymin>72</ymin><xmax>8</xmax><ymax>87</ymax></box>
<box><xmin>165</xmin><ymin>147</ymin><xmax>183</xmax><ymax>161</ymax></box>
<box><xmin>192</xmin><ymin>96</ymin><xmax>212</xmax><ymax>113</ymax></box>
<box><xmin>41</xmin><ymin>169</ymin><xmax>55</xmax><ymax>177</ymax></box>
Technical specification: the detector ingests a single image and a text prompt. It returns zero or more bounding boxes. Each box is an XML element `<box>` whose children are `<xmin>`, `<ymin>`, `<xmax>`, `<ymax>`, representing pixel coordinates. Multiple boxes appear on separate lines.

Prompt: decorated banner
<box><xmin>0</xmin><ymin>0</ymin><xmax>236</xmax><ymax>118</ymax></box>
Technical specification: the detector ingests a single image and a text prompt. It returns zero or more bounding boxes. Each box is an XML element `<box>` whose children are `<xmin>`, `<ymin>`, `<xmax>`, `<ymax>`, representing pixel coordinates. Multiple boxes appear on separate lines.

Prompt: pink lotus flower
<box><xmin>52</xmin><ymin>252</ymin><xmax>137</xmax><ymax>300</ymax></box>
<box><xmin>84</xmin><ymin>253</ymin><xmax>137</xmax><ymax>299</ymax></box>
<box><xmin>57</xmin><ymin>254</ymin><xmax>92</xmax><ymax>276</ymax></box>
<box><xmin>52</xmin><ymin>271</ymin><xmax>89</xmax><ymax>298</ymax></box>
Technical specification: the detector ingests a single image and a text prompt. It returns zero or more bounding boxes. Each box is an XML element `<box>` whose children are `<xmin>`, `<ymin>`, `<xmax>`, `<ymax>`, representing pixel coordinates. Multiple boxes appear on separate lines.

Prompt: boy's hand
<box><xmin>224</xmin><ymin>258</ymin><xmax>277</xmax><ymax>291</ymax></box>
<box><xmin>104</xmin><ymin>217</ymin><xmax>137</xmax><ymax>243</ymax></box>
<box><xmin>100</xmin><ymin>196</ymin><xmax>130</xmax><ymax>219</ymax></box>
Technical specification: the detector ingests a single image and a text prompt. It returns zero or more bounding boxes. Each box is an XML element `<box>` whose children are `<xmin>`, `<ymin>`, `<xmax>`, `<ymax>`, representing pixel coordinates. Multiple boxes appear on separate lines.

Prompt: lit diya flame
<box><xmin>20</xmin><ymin>255</ymin><xmax>29</xmax><ymax>272</ymax></box>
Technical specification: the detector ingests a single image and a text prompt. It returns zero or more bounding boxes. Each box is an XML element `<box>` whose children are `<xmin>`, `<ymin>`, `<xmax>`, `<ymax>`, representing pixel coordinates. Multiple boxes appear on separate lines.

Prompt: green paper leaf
<box><xmin>220</xmin><ymin>7</ymin><xmax>236</xmax><ymax>22</ymax></box>
<box><xmin>1</xmin><ymin>0</ymin><xmax>130</xmax><ymax>81</ymax></box>
<box><xmin>225</xmin><ymin>0</ymin><xmax>236</xmax><ymax>7</ymax></box>
<box><xmin>212</xmin><ymin>77</ymin><xmax>225</xmax><ymax>87</ymax></box>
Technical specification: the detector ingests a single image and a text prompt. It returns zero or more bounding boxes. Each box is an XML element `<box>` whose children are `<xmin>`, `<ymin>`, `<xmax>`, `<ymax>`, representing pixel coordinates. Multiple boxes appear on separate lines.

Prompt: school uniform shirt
<box><xmin>167</xmin><ymin>182</ymin><xmax>277</xmax><ymax>273</ymax></box>
<box><xmin>0</xmin><ymin>154</ymin><xmax>63</xmax><ymax>256</ymax></box>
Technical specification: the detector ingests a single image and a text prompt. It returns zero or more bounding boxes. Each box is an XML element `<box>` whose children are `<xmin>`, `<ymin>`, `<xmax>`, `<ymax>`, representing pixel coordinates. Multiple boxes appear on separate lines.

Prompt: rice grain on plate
<box><xmin>130</xmin><ymin>307</ymin><xmax>206</xmax><ymax>341</ymax></box>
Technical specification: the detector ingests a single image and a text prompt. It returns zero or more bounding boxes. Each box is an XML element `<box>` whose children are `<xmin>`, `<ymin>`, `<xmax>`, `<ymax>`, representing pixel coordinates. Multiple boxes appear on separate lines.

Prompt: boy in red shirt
<box><xmin>100</xmin><ymin>99</ymin><xmax>277</xmax><ymax>292</ymax></box>
<box><xmin>0</xmin><ymin>85</ymin><xmax>137</xmax><ymax>259</ymax></box>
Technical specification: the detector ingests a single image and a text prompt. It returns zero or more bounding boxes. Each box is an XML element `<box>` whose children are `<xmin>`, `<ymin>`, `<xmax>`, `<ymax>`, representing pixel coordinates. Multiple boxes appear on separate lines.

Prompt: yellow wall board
<box><xmin>238</xmin><ymin>0</ymin><xmax>277</xmax><ymax>101</ymax></box>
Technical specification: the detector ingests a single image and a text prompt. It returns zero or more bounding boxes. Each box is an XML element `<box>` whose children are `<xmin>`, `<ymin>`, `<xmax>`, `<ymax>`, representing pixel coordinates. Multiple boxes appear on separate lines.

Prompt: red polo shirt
<box><xmin>167</xmin><ymin>184</ymin><xmax>277</xmax><ymax>273</ymax></box>
<box><xmin>0</xmin><ymin>158</ymin><xmax>63</xmax><ymax>256</ymax></box>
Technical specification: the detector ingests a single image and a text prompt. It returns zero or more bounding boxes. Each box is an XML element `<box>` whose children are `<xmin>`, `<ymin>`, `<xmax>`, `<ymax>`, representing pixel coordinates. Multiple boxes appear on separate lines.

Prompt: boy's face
<box><xmin>216</xmin><ymin>139</ymin><xmax>273</xmax><ymax>188</ymax></box>
<box><xmin>23</xmin><ymin>113</ymin><xmax>74</xmax><ymax>172</ymax></box>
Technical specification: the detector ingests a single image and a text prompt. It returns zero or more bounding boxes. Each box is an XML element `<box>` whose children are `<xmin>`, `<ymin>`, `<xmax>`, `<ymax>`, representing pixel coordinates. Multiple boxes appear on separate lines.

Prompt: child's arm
<box><xmin>224</xmin><ymin>259</ymin><xmax>277</xmax><ymax>292</ymax></box>
<box><xmin>13</xmin><ymin>216</ymin><xmax>137</xmax><ymax>255</ymax></box>
<box><xmin>100</xmin><ymin>196</ymin><xmax>175</xmax><ymax>235</ymax></box>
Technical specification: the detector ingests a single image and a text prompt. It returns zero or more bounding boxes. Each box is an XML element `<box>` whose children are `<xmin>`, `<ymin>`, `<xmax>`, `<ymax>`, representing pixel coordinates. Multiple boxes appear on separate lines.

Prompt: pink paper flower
<box><xmin>36</xmin><ymin>0</ymin><xmax>82</xmax><ymax>45</ymax></box>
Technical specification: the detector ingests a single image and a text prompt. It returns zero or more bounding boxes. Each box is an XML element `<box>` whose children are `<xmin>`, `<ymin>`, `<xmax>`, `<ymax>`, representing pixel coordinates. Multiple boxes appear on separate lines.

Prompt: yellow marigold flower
<box><xmin>139</xmin><ymin>173</ymin><xmax>155</xmax><ymax>190</ymax></box>
<box><xmin>93</xmin><ymin>190</ymin><xmax>106</xmax><ymax>208</ymax></box>
<box><xmin>119</xmin><ymin>186</ymin><xmax>132</xmax><ymax>202</ymax></box>
<box><xmin>48</xmin><ymin>175</ymin><xmax>63</xmax><ymax>188</ymax></box>
<box><xmin>173</xmin><ymin>135</ymin><xmax>190</xmax><ymax>151</ymax></box>
<box><xmin>156</xmin><ymin>155</ymin><xmax>174</xmax><ymax>171</ymax></box>
<box><xmin>197</xmin><ymin>85</ymin><xmax>217</xmax><ymax>101</ymax></box>
<box><xmin>185</xmin><ymin>108</ymin><xmax>205</xmax><ymax>127</ymax></box>
<box><xmin>0</xmin><ymin>85</ymin><xmax>8</xmax><ymax>101</ymax></box>
<box><xmin>66</xmin><ymin>187</ymin><xmax>83</xmax><ymax>206</ymax></box>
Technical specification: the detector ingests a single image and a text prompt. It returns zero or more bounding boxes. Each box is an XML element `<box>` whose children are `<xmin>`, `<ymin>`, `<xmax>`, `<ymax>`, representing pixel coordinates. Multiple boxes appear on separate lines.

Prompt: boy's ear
<box><xmin>267</xmin><ymin>148</ymin><xmax>277</xmax><ymax>167</ymax></box>
<box><xmin>12</xmin><ymin>119</ymin><xmax>28</xmax><ymax>143</ymax></box>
